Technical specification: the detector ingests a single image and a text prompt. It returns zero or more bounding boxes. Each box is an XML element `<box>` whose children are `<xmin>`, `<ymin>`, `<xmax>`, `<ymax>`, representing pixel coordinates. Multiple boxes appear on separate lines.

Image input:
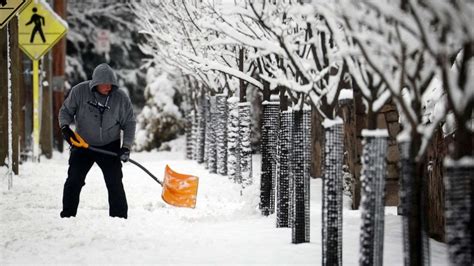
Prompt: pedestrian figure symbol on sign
<box><xmin>0</xmin><ymin>0</ymin><xmax>7</xmax><ymax>7</ymax></box>
<box><xmin>26</xmin><ymin>7</ymin><xmax>45</xmax><ymax>43</ymax></box>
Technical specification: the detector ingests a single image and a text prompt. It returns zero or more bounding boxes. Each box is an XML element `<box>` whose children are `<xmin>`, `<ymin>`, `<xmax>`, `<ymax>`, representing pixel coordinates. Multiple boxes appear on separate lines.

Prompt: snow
<box><xmin>322</xmin><ymin>117</ymin><xmax>343</xmax><ymax>128</ymax></box>
<box><xmin>338</xmin><ymin>89</ymin><xmax>353</xmax><ymax>101</ymax></box>
<box><xmin>396</xmin><ymin>130</ymin><xmax>412</xmax><ymax>143</ymax></box>
<box><xmin>361</xmin><ymin>129</ymin><xmax>389</xmax><ymax>138</ymax></box>
<box><xmin>443</xmin><ymin>156</ymin><xmax>474</xmax><ymax>168</ymax></box>
<box><xmin>0</xmin><ymin>143</ymin><xmax>449</xmax><ymax>264</ymax></box>
<box><xmin>262</xmin><ymin>101</ymin><xmax>280</xmax><ymax>105</ymax></box>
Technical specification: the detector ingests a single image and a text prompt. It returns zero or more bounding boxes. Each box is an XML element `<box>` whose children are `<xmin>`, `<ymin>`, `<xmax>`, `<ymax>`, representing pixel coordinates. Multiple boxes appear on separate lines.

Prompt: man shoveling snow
<box><xmin>58</xmin><ymin>63</ymin><xmax>136</xmax><ymax>219</ymax></box>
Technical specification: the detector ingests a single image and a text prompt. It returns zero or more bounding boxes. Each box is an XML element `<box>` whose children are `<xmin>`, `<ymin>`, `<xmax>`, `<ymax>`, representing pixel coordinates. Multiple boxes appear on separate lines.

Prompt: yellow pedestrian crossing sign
<box><xmin>0</xmin><ymin>0</ymin><xmax>31</xmax><ymax>29</ymax></box>
<box><xmin>18</xmin><ymin>0</ymin><xmax>67</xmax><ymax>60</ymax></box>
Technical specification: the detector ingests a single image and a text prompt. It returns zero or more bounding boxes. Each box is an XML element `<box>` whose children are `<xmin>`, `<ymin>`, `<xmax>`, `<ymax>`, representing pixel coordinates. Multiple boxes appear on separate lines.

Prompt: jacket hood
<box><xmin>89</xmin><ymin>63</ymin><xmax>119</xmax><ymax>91</ymax></box>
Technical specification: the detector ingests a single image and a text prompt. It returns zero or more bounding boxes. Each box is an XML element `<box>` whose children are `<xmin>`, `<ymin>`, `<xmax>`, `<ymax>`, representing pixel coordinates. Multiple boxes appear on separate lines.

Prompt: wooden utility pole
<box><xmin>20</xmin><ymin>55</ymin><xmax>33</xmax><ymax>160</ymax></box>
<box><xmin>52</xmin><ymin>0</ymin><xmax>67</xmax><ymax>152</ymax></box>
<box><xmin>0</xmin><ymin>18</ymin><xmax>20</xmax><ymax>173</ymax></box>
<box><xmin>19</xmin><ymin>53</ymin><xmax>26</xmax><ymax>158</ymax></box>
<box><xmin>10</xmin><ymin>16</ymin><xmax>21</xmax><ymax>174</ymax></box>
<box><xmin>0</xmin><ymin>25</ymin><xmax>8</xmax><ymax>165</ymax></box>
<box><xmin>40</xmin><ymin>54</ymin><xmax>53</xmax><ymax>159</ymax></box>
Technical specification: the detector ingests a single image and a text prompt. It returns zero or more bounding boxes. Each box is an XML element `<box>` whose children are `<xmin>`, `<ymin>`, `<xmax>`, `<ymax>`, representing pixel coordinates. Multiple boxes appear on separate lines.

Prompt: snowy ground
<box><xmin>1</xmin><ymin>140</ymin><xmax>448</xmax><ymax>265</ymax></box>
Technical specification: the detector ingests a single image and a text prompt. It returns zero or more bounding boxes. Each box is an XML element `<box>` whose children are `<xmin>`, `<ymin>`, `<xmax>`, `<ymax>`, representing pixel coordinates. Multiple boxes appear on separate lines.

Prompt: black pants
<box><xmin>61</xmin><ymin>140</ymin><xmax>128</xmax><ymax>218</ymax></box>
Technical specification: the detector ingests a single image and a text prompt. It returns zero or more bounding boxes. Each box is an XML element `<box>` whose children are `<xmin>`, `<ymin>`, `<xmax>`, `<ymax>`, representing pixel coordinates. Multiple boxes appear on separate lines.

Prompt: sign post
<box><xmin>32</xmin><ymin>59</ymin><xmax>39</xmax><ymax>159</ymax></box>
<box><xmin>1</xmin><ymin>0</ymin><xmax>30</xmax><ymax>188</ymax></box>
<box><xmin>18</xmin><ymin>0</ymin><xmax>67</xmax><ymax>160</ymax></box>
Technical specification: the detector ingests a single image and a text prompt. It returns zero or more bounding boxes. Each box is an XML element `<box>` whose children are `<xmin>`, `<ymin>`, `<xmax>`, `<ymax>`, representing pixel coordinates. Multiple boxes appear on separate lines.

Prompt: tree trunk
<box><xmin>311</xmin><ymin>106</ymin><xmax>324</xmax><ymax>178</ymax></box>
<box><xmin>425</xmin><ymin>128</ymin><xmax>448</xmax><ymax>241</ymax></box>
<box><xmin>399</xmin><ymin>135</ymin><xmax>430</xmax><ymax>266</ymax></box>
<box><xmin>452</xmin><ymin>122</ymin><xmax>473</xmax><ymax>159</ymax></box>
<box><xmin>352</xmin><ymin>86</ymin><xmax>367</xmax><ymax>209</ymax></box>
<box><xmin>239</xmin><ymin>48</ymin><xmax>246</xmax><ymax>102</ymax></box>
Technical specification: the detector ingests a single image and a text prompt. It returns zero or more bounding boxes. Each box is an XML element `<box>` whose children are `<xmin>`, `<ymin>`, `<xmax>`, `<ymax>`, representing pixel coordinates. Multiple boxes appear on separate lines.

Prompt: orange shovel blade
<box><xmin>161</xmin><ymin>165</ymin><xmax>199</xmax><ymax>208</ymax></box>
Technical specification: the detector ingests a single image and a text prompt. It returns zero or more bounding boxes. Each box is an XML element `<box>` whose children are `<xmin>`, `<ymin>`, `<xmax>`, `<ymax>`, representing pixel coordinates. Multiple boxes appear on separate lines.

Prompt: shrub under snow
<box><xmin>134</xmin><ymin>69</ymin><xmax>184</xmax><ymax>151</ymax></box>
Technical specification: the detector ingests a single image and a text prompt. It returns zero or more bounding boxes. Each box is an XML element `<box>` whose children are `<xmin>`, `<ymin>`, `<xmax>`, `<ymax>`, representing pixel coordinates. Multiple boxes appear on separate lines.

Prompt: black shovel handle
<box><xmin>87</xmin><ymin>146</ymin><xmax>163</xmax><ymax>186</ymax></box>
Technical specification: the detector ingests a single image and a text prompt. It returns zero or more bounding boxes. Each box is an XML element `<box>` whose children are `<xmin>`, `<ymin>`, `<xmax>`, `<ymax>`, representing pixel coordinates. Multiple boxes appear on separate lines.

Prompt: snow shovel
<box><xmin>70</xmin><ymin>132</ymin><xmax>199</xmax><ymax>208</ymax></box>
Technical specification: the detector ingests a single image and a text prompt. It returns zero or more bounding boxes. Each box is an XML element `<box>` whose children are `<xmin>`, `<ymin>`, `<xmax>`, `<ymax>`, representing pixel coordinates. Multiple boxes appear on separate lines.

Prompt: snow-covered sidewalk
<box><xmin>1</xmin><ymin>147</ymin><xmax>448</xmax><ymax>265</ymax></box>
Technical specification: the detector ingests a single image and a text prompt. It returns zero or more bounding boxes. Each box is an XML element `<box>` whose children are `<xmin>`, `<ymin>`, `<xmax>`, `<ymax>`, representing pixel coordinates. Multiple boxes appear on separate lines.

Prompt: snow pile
<box><xmin>135</xmin><ymin>69</ymin><xmax>184</xmax><ymax>151</ymax></box>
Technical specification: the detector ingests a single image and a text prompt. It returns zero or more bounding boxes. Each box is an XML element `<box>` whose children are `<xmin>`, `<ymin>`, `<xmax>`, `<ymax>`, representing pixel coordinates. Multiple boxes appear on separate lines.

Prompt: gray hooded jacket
<box><xmin>59</xmin><ymin>63</ymin><xmax>136</xmax><ymax>149</ymax></box>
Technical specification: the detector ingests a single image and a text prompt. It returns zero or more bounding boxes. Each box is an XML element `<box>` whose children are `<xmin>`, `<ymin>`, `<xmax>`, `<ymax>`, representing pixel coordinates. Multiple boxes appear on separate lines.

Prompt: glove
<box><xmin>61</xmin><ymin>125</ymin><xmax>78</xmax><ymax>146</ymax></box>
<box><xmin>119</xmin><ymin>147</ymin><xmax>130</xmax><ymax>162</ymax></box>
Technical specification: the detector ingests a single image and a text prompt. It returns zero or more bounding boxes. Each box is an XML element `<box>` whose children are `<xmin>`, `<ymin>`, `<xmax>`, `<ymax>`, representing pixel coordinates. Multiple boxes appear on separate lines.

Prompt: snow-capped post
<box><xmin>238</xmin><ymin>102</ymin><xmax>252</xmax><ymax>187</ymax></box>
<box><xmin>207</xmin><ymin>96</ymin><xmax>217</xmax><ymax>173</ymax></box>
<box><xmin>321</xmin><ymin>118</ymin><xmax>344</xmax><ymax>265</ymax></box>
<box><xmin>359</xmin><ymin>129</ymin><xmax>389</xmax><ymax>266</ymax></box>
<box><xmin>444</xmin><ymin>158</ymin><xmax>473</xmax><ymax>265</ymax></box>
<box><xmin>196</xmin><ymin>92</ymin><xmax>206</xmax><ymax>163</ymax></box>
<box><xmin>216</xmin><ymin>93</ymin><xmax>228</xmax><ymax>175</ymax></box>
<box><xmin>227</xmin><ymin>97</ymin><xmax>240</xmax><ymax>183</ymax></box>
<box><xmin>291</xmin><ymin>108</ymin><xmax>311</xmax><ymax>244</ymax></box>
<box><xmin>260</xmin><ymin>97</ymin><xmax>280</xmax><ymax>215</ymax></box>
